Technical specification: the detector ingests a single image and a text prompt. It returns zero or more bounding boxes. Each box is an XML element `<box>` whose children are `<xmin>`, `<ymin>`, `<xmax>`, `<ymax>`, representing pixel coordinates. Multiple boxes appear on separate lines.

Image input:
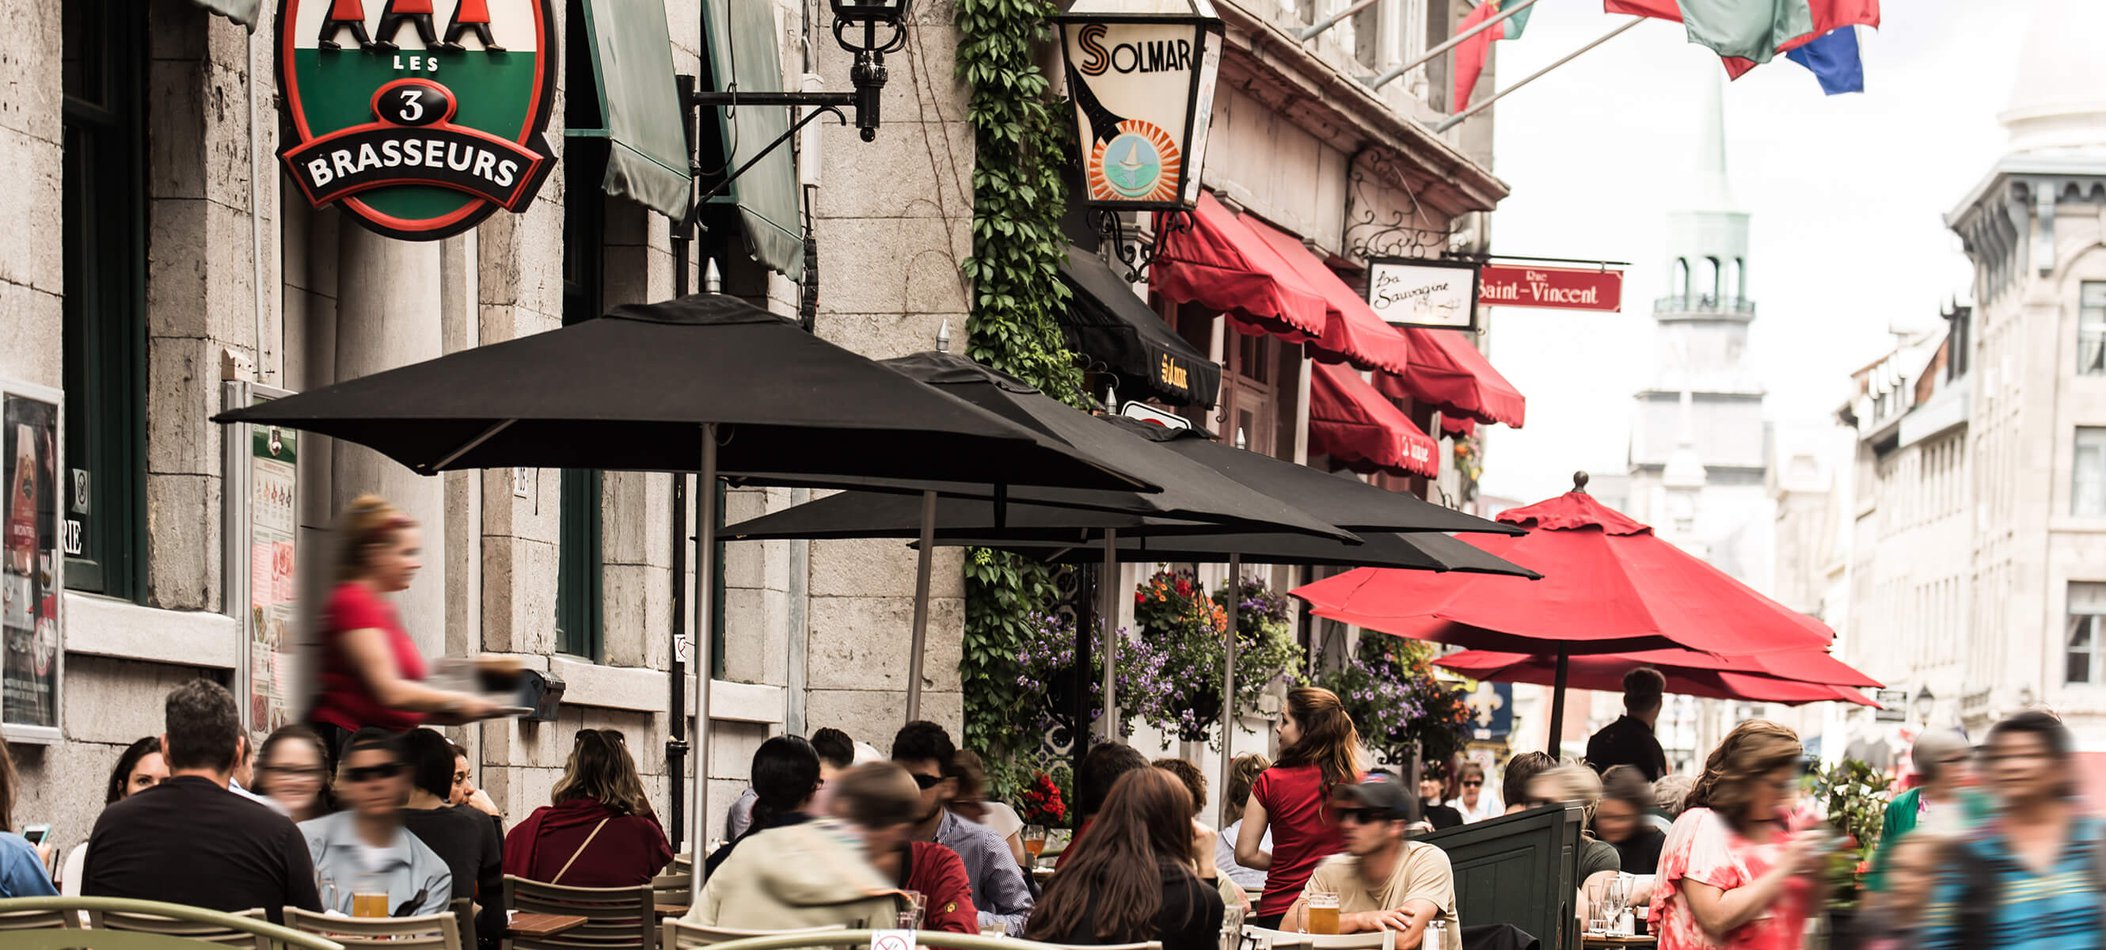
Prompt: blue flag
<box><xmin>1785</xmin><ymin>26</ymin><xmax>1864</xmax><ymax>94</ymax></box>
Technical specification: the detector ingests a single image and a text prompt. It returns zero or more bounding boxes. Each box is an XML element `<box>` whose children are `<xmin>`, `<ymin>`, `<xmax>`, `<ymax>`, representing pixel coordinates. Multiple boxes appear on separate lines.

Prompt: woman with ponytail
<box><xmin>1236</xmin><ymin>686</ymin><xmax>1365</xmax><ymax>928</ymax></box>
<box><xmin>309</xmin><ymin>495</ymin><xmax>502</xmax><ymax>755</ymax></box>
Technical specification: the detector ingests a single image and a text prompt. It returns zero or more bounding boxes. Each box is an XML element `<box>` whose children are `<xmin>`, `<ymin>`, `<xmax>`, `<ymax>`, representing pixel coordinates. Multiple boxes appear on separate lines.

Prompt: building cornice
<box><xmin>1213</xmin><ymin>0</ymin><xmax>1510</xmax><ymax>217</ymax></box>
<box><xmin>1946</xmin><ymin>156</ymin><xmax>2106</xmax><ymax>299</ymax></box>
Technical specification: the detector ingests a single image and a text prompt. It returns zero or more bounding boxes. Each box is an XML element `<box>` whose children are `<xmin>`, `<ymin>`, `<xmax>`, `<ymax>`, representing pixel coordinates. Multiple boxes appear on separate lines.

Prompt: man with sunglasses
<box><xmin>893</xmin><ymin>721</ymin><xmax>1034</xmax><ymax>935</ymax></box>
<box><xmin>300</xmin><ymin>728</ymin><xmax>453</xmax><ymax>916</ymax></box>
<box><xmin>1284</xmin><ymin>775</ymin><xmax>1460</xmax><ymax>949</ymax></box>
<box><xmin>84</xmin><ymin>680</ymin><xmax>323</xmax><ymax>922</ymax></box>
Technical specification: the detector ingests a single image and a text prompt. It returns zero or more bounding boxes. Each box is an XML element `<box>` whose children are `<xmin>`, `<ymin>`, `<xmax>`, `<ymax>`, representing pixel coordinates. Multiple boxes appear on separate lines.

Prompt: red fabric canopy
<box><xmin>1238</xmin><ymin>216</ymin><xmax>1412</xmax><ymax>375</ymax></box>
<box><xmin>1436</xmin><ymin>650</ymin><xmax>1879</xmax><ymax>707</ymax></box>
<box><xmin>1153</xmin><ymin>193</ymin><xmax>1327</xmax><ymax>343</ymax></box>
<box><xmin>1308</xmin><ymin>361</ymin><xmax>1439</xmax><ymax>478</ymax></box>
<box><xmin>1290</xmin><ymin>489</ymin><xmax>1837</xmax><ymax>657</ymax></box>
<box><xmin>1378</xmin><ymin>329</ymin><xmax>1526</xmax><ymax>429</ymax></box>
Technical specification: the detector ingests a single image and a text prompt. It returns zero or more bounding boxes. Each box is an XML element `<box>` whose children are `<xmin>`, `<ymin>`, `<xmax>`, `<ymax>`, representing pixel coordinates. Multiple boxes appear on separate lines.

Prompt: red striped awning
<box><xmin>1378</xmin><ymin>328</ymin><xmax>1526</xmax><ymax>429</ymax></box>
<box><xmin>1153</xmin><ymin>193</ymin><xmax>1327</xmax><ymax>343</ymax></box>
<box><xmin>1237</xmin><ymin>216</ymin><xmax>1412</xmax><ymax>375</ymax></box>
<box><xmin>1309</xmin><ymin>361</ymin><xmax>1439</xmax><ymax>478</ymax></box>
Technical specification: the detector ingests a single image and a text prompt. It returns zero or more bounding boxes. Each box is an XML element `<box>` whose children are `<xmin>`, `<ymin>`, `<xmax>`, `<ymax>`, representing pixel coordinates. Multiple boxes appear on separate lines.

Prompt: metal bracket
<box><xmin>683</xmin><ymin>91</ymin><xmax>854</xmax><ymax>228</ymax></box>
<box><xmin>1092</xmin><ymin>208</ymin><xmax>1197</xmax><ymax>282</ymax></box>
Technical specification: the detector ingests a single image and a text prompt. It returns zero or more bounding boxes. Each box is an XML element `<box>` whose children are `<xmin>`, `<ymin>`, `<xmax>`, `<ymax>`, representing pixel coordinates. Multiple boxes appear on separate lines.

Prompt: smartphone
<box><xmin>20</xmin><ymin>824</ymin><xmax>50</xmax><ymax>847</ymax></box>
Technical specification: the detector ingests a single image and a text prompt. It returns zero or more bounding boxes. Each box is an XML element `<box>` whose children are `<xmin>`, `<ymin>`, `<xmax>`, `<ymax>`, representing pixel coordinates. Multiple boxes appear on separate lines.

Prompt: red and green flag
<box><xmin>1453</xmin><ymin>0</ymin><xmax>1537</xmax><ymax>109</ymax></box>
<box><xmin>1606</xmin><ymin>0</ymin><xmax>1879</xmax><ymax>77</ymax></box>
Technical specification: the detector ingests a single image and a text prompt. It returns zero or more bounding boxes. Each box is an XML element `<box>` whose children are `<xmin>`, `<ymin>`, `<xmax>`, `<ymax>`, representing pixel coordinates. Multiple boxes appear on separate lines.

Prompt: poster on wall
<box><xmin>225</xmin><ymin>383</ymin><xmax>300</xmax><ymax>737</ymax></box>
<box><xmin>1</xmin><ymin>385</ymin><xmax>62</xmax><ymax>740</ymax></box>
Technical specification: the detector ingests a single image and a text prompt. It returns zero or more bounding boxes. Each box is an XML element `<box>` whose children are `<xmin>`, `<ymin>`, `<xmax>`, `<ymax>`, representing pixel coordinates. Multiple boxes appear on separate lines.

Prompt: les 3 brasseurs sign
<box><xmin>278</xmin><ymin>0</ymin><xmax>556</xmax><ymax>240</ymax></box>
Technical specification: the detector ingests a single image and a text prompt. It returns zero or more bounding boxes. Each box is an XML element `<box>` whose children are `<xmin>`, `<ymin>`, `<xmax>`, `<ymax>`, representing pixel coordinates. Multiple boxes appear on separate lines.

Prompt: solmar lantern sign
<box><xmin>277</xmin><ymin>0</ymin><xmax>556</xmax><ymax>241</ymax></box>
<box><xmin>1054</xmin><ymin>0</ymin><xmax>1222</xmax><ymax>213</ymax></box>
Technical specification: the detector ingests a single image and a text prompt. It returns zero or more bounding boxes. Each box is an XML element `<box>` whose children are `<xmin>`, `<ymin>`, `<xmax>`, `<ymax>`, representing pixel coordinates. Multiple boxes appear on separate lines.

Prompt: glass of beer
<box><xmin>1306</xmin><ymin>892</ymin><xmax>1340</xmax><ymax>935</ymax></box>
<box><xmin>350</xmin><ymin>889</ymin><xmax>390</xmax><ymax>918</ymax></box>
<box><xmin>1022</xmin><ymin>825</ymin><xmax>1048</xmax><ymax>865</ymax></box>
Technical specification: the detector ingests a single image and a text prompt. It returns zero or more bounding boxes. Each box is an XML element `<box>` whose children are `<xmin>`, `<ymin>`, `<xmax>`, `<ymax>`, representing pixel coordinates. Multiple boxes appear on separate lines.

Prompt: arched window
<box><xmin>1733</xmin><ymin>258</ymin><xmax>1747</xmax><ymax>304</ymax></box>
<box><xmin>1701</xmin><ymin>256</ymin><xmax>1722</xmax><ymax>304</ymax></box>
<box><xmin>1673</xmin><ymin>258</ymin><xmax>1691</xmax><ymax>301</ymax></box>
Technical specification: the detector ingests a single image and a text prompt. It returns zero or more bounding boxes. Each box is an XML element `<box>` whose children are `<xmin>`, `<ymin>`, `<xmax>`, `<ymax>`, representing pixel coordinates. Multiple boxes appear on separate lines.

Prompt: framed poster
<box><xmin>223</xmin><ymin>382</ymin><xmax>299</xmax><ymax>738</ymax></box>
<box><xmin>1</xmin><ymin>381</ymin><xmax>63</xmax><ymax>742</ymax></box>
<box><xmin>1366</xmin><ymin>257</ymin><xmax>1481</xmax><ymax>331</ymax></box>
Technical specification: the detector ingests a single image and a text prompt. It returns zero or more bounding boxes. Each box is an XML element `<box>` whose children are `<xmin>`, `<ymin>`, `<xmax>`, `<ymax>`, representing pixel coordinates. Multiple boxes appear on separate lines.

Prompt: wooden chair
<box><xmin>504</xmin><ymin>875</ymin><xmax>657</xmax><ymax>950</ymax></box>
<box><xmin>649</xmin><ymin>873</ymin><xmax>692</xmax><ymax>916</ymax></box>
<box><xmin>88</xmin><ymin>905</ymin><xmax>273</xmax><ymax>948</ymax></box>
<box><xmin>658</xmin><ymin>921</ymin><xmax>845</xmax><ymax>950</ymax></box>
<box><xmin>284</xmin><ymin>906</ymin><xmax>463</xmax><ymax>949</ymax></box>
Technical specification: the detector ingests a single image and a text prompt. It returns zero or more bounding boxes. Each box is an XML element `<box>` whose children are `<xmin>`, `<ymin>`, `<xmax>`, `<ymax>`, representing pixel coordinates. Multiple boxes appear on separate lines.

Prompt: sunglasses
<box><xmin>1461</xmin><ymin>780</ymin><xmax>1483</xmax><ymax>787</ymax></box>
<box><xmin>1335</xmin><ymin>807</ymin><xmax>1396</xmax><ymax>825</ymax></box>
<box><xmin>910</xmin><ymin>772</ymin><xmax>948</xmax><ymax>790</ymax></box>
<box><xmin>344</xmin><ymin>763</ymin><xmax>404</xmax><ymax>783</ymax></box>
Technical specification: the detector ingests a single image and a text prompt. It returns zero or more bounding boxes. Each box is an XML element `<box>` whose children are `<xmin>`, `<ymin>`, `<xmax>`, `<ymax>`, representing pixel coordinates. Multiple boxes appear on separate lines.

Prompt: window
<box><xmin>61</xmin><ymin>0</ymin><xmax>146</xmax><ymax>598</ymax></box>
<box><xmin>2067</xmin><ymin>583</ymin><xmax>2106</xmax><ymax>684</ymax></box>
<box><xmin>2076</xmin><ymin>427</ymin><xmax>2106</xmax><ymax>517</ymax></box>
<box><xmin>2080</xmin><ymin>283</ymin><xmax>2106</xmax><ymax>376</ymax></box>
<box><xmin>556</xmin><ymin>6</ymin><xmax>607</xmax><ymax>661</ymax></box>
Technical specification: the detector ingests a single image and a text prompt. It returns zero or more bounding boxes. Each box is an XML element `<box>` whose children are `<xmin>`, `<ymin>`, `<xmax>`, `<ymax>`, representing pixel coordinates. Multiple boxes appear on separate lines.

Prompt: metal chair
<box><xmin>88</xmin><ymin>904</ymin><xmax>273</xmax><ymax>948</ymax></box>
<box><xmin>0</xmin><ymin>896</ymin><xmax>344</xmax><ymax>950</ymax></box>
<box><xmin>1242</xmin><ymin>928</ymin><xmax>1314</xmax><ymax>950</ymax></box>
<box><xmin>283</xmin><ymin>906</ymin><xmax>463</xmax><ymax>949</ymax></box>
<box><xmin>658</xmin><ymin>922</ymin><xmax>846</xmax><ymax>949</ymax></box>
<box><xmin>504</xmin><ymin>875</ymin><xmax>657</xmax><ymax>950</ymax></box>
<box><xmin>675</xmin><ymin>931</ymin><xmax>1072</xmax><ymax>950</ymax></box>
<box><xmin>0</xmin><ymin>904</ymin><xmax>78</xmax><ymax>932</ymax></box>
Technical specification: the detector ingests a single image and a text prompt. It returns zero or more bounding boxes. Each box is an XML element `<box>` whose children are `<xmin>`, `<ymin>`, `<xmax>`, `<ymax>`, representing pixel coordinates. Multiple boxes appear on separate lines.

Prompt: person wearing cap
<box><xmin>1284</xmin><ymin>775</ymin><xmax>1460</xmax><ymax>950</ymax></box>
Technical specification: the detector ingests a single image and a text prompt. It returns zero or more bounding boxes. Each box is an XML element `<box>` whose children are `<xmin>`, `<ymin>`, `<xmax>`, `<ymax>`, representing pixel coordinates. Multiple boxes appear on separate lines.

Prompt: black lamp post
<box><xmin>1053</xmin><ymin>0</ymin><xmax>1224</xmax><ymax>279</ymax></box>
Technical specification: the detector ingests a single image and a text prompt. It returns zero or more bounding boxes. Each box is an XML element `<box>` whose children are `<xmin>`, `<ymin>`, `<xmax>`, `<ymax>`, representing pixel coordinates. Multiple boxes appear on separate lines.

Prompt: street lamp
<box><xmin>1053</xmin><ymin>0</ymin><xmax>1224</xmax><ymax>277</ymax></box>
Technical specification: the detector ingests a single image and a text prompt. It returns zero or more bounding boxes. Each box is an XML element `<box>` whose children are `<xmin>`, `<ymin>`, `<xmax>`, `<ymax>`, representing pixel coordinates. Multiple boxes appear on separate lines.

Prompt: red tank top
<box><xmin>1251</xmin><ymin>764</ymin><xmax>1346</xmax><ymax>918</ymax></box>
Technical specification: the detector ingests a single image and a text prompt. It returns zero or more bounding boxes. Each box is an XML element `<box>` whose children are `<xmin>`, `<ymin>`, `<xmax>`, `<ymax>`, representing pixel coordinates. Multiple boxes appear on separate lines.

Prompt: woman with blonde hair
<box><xmin>503</xmin><ymin>729</ymin><xmax>674</xmax><ymax>886</ymax></box>
<box><xmin>1236</xmin><ymin>686</ymin><xmax>1364</xmax><ymax>928</ymax></box>
<box><xmin>1215</xmin><ymin>753</ymin><xmax>1271</xmax><ymax>890</ymax></box>
<box><xmin>1650</xmin><ymin>721</ymin><xmax>1826</xmax><ymax>950</ymax></box>
<box><xmin>309</xmin><ymin>495</ymin><xmax>502</xmax><ymax>755</ymax></box>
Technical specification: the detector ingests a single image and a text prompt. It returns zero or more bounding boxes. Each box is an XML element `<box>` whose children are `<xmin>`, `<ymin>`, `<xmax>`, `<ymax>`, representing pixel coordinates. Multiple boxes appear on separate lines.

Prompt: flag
<box><xmin>1454</xmin><ymin>1</ymin><xmax>1538</xmax><ymax>109</ymax></box>
<box><xmin>1607</xmin><ymin>0</ymin><xmax>1878</xmax><ymax>77</ymax></box>
<box><xmin>1785</xmin><ymin>26</ymin><xmax>1863</xmax><ymax>94</ymax></box>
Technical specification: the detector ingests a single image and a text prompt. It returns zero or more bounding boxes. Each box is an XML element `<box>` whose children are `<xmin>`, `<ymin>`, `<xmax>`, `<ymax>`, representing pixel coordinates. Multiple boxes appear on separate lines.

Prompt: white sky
<box><xmin>1477</xmin><ymin>0</ymin><xmax>2024</xmax><ymax>503</ymax></box>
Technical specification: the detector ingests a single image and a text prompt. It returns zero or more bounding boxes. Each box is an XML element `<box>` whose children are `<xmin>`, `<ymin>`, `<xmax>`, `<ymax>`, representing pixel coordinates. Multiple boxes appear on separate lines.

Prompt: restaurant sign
<box><xmin>277</xmin><ymin>0</ymin><xmax>557</xmax><ymax>240</ymax></box>
<box><xmin>1478</xmin><ymin>264</ymin><xmax>1624</xmax><ymax>313</ymax></box>
<box><xmin>1366</xmin><ymin>257</ymin><xmax>1481</xmax><ymax>331</ymax></box>
<box><xmin>1054</xmin><ymin>0</ymin><xmax>1223</xmax><ymax>211</ymax></box>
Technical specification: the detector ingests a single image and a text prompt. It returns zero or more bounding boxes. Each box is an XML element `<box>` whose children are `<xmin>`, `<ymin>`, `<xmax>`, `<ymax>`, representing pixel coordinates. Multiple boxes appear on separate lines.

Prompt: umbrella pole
<box><xmin>689</xmin><ymin>424</ymin><xmax>718</xmax><ymax>906</ymax></box>
<box><xmin>1100</xmin><ymin>530</ymin><xmax>1119</xmax><ymax>739</ymax></box>
<box><xmin>1219</xmin><ymin>553</ymin><xmax>1240</xmax><ymax>824</ymax></box>
<box><xmin>1546</xmin><ymin>644</ymin><xmax>1569</xmax><ymax>759</ymax></box>
<box><xmin>906</xmin><ymin>490</ymin><xmax>937</xmax><ymax>722</ymax></box>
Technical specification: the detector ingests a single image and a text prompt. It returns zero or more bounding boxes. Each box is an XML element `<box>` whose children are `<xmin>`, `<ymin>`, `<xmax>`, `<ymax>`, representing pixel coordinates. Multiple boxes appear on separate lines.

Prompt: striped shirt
<box><xmin>1919</xmin><ymin>815</ymin><xmax>2105</xmax><ymax>950</ymax></box>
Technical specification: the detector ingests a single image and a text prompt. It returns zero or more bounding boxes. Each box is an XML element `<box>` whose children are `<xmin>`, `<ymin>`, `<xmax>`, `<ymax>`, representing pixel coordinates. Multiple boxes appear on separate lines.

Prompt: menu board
<box><xmin>1</xmin><ymin>385</ymin><xmax>61</xmax><ymax>737</ymax></box>
<box><xmin>249</xmin><ymin>422</ymin><xmax>298</xmax><ymax>734</ymax></box>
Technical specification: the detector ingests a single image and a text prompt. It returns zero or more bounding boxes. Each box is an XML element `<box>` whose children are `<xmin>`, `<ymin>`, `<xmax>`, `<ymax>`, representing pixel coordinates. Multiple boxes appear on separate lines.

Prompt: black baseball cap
<box><xmin>1332</xmin><ymin>775</ymin><xmax>1414</xmax><ymax>820</ymax></box>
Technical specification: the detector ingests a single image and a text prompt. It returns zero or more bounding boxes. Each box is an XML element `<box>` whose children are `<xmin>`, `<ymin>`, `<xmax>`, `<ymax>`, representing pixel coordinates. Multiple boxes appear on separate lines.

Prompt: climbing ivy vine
<box><xmin>955</xmin><ymin>0</ymin><xmax>1085</xmax><ymax>798</ymax></box>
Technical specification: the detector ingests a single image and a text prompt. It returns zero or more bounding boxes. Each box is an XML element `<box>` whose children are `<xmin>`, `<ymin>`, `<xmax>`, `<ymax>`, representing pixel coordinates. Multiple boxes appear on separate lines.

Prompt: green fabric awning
<box><xmin>701</xmin><ymin>0</ymin><xmax>806</xmax><ymax>279</ymax></box>
<box><xmin>195</xmin><ymin>0</ymin><xmax>260</xmax><ymax>29</ymax></box>
<box><xmin>576</xmin><ymin>0</ymin><xmax>694</xmax><ymax>219</ymax></box>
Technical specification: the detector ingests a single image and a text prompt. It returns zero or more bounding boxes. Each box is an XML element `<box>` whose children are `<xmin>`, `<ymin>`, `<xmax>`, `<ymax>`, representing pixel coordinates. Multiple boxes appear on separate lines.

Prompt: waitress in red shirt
<box><xmin>309</xmin><ymin>495</ymin><xmax>502</xmax><ymax>758</ymax></box>
<box><xmin>1235</xmin><ymin>686</ymin><xmax>1365</xmax><ymax>929</ymax></box>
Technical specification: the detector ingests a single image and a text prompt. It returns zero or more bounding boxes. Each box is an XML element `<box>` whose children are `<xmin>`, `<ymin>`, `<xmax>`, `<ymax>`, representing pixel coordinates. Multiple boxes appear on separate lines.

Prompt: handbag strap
<box><xmin>552</xmin><ymin>818</ymin><xmax>612</xmax><ymax>885</ymax></box>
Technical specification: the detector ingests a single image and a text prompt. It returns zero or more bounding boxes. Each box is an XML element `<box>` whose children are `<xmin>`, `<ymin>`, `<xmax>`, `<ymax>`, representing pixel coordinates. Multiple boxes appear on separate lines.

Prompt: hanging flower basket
<box><xmin>1118</xmin><ymin>570</ymin><xmax>1304</xmax><ymax>744</ymax></box>
<box><xmin>1312</xmin><ymin>634</ymin><xmax>1472</xmax><ymax>769</ymax></box>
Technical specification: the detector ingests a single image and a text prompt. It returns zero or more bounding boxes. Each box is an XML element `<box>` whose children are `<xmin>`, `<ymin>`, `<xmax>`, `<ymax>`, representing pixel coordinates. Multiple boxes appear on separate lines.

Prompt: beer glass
<box><xmin>1022</xmin><ymin>824</ymin><xmax>1048</xmax><ymax>865</ymax></box>
<box><xmin>1305</xmin><ymin>892</ymin><xmax>1340</xmax><ymax>935</ymax></box>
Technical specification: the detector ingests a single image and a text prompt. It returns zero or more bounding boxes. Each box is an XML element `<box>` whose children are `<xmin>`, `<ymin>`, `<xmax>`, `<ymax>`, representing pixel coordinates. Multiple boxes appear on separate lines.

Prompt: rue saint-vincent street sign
<box><xmin>278</xmin><ymin>0</ymin><xmax>557</xmax><ymax>240</ymax></box>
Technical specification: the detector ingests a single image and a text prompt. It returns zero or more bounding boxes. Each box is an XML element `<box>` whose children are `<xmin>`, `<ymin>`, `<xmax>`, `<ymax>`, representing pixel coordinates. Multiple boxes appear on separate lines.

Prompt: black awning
<box><xmin>1058</xmin><ymin>246</ymin><xmax>1222</xmax><ymax>409</ymax></box>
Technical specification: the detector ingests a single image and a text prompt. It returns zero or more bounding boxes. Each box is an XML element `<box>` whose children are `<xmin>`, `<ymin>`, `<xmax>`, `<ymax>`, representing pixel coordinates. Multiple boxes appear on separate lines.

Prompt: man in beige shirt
<box><xmin>1285</xmin><ymin>776</ymin><xmax>1461</xmax><ymax>950</ymax></box>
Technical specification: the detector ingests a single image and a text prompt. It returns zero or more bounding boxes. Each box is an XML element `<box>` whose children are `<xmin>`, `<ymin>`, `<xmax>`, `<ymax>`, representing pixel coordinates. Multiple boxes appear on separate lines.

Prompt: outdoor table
<box><xmin>1581</xmin><ymin>935</ymin><xmax>1655</xmax><ymax>949</ymax></box>
<box><xmin>508</xmin><ymin>912</ymin><xmax>589</xmax><ymax>937</ymax></box>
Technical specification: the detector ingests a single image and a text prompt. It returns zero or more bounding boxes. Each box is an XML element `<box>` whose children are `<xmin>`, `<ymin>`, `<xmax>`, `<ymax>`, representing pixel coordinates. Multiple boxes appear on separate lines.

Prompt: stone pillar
<box><xmin>333</xmin><ymin>220</ymin><xmax>448</xmax><ymax>658</ymax></box>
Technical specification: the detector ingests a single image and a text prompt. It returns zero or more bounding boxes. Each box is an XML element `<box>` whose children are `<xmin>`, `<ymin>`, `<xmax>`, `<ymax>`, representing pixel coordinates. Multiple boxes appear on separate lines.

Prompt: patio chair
<box><xmin>659</xmin><ymin>921</ymin><xmax>846</xmax><ymax>949</ymax></box>
<box><xmin>450</xmin><ymin>897</ymin><xmax>477</xmax><ymax>950</ymax></box>
<box><xmin>650</xmin><ymin>872</ymin><xmax>692</xmax><ymax>916</ymax></box>
<box><xmin>0</xmin><ymin>903</ymin><xmax>78</xmax><ymax>932</ymax></box>
<box><xmin>504</xmin><ymin>875</ymin><xmax>657</xmax><ymax>950</ymax></box>
<box><xmin>283</xmin><ymin>906</ymin><xmax>462</xmax><ymax>949</ymax></box>
<box><xmin>88</xmin><ymin>904</ymin><xmax>272</xmax><ymax>948</ymax></box>
<box><xmin>1241</xmin><ymin>927</ymin><xmax>1312</xmax><ymax>950</ymax></box>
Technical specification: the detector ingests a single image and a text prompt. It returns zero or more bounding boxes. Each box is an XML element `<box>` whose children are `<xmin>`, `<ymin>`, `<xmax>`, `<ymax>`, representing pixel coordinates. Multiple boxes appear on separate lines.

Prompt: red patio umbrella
<box><xmin>1291</xmin><ymin>474</ymin><xmax>1839</xmax><ymax>750</ymax></box>
<box><xmin>1436</xmin><ymin>649</ymin><xmax>1880</xmax><ymax>708</ymax></box>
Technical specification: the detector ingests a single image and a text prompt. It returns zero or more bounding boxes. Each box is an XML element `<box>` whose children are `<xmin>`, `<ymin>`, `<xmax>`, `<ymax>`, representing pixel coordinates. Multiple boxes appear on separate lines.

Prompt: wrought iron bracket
<box><xmin>1091</xmin><ymin>208</ymin><xmax>1197</xmax><ymax>282</ymax></box>
<box><xmin>680</xmin><ymin>91</ymin><xmax>852</xmax><ymax>229</ymax></box>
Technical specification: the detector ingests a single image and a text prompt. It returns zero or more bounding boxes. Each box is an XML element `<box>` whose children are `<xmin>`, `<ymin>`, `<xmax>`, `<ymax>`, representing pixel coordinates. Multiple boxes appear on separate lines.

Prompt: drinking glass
<box><xmin>895</xmin><ymin>889</ymin><xmax>926</xmax><ymax>930</ymax></box>
<box><xmin>1305</xmin><ymin>892</ymin><xmax>1340</xmax><ymax>935</ymax></box>
<box><xmin>315</xmin><ymin>874</ymin><xmax>339</xmax><ymax>915</ymax></box>
<box><xmin>1022</xmin><ymin>824</ymin><xmax>1048</xmax><ymax>865</ymax></box>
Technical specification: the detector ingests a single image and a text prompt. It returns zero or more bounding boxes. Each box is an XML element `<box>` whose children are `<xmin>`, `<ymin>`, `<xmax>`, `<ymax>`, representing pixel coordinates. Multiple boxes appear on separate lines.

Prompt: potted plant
<box><xmin>1807</xmin><ymin>758</ymin><xmax>1890</xmax><ymax>950</ymax></box>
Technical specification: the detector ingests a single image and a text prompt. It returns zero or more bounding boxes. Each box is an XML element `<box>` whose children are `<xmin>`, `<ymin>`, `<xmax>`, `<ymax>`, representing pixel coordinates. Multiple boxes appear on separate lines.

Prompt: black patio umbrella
<box><xmin>210</xmin><ymin>294</ymin><xmax>1163</xmax><ymax>894</ymax></box>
